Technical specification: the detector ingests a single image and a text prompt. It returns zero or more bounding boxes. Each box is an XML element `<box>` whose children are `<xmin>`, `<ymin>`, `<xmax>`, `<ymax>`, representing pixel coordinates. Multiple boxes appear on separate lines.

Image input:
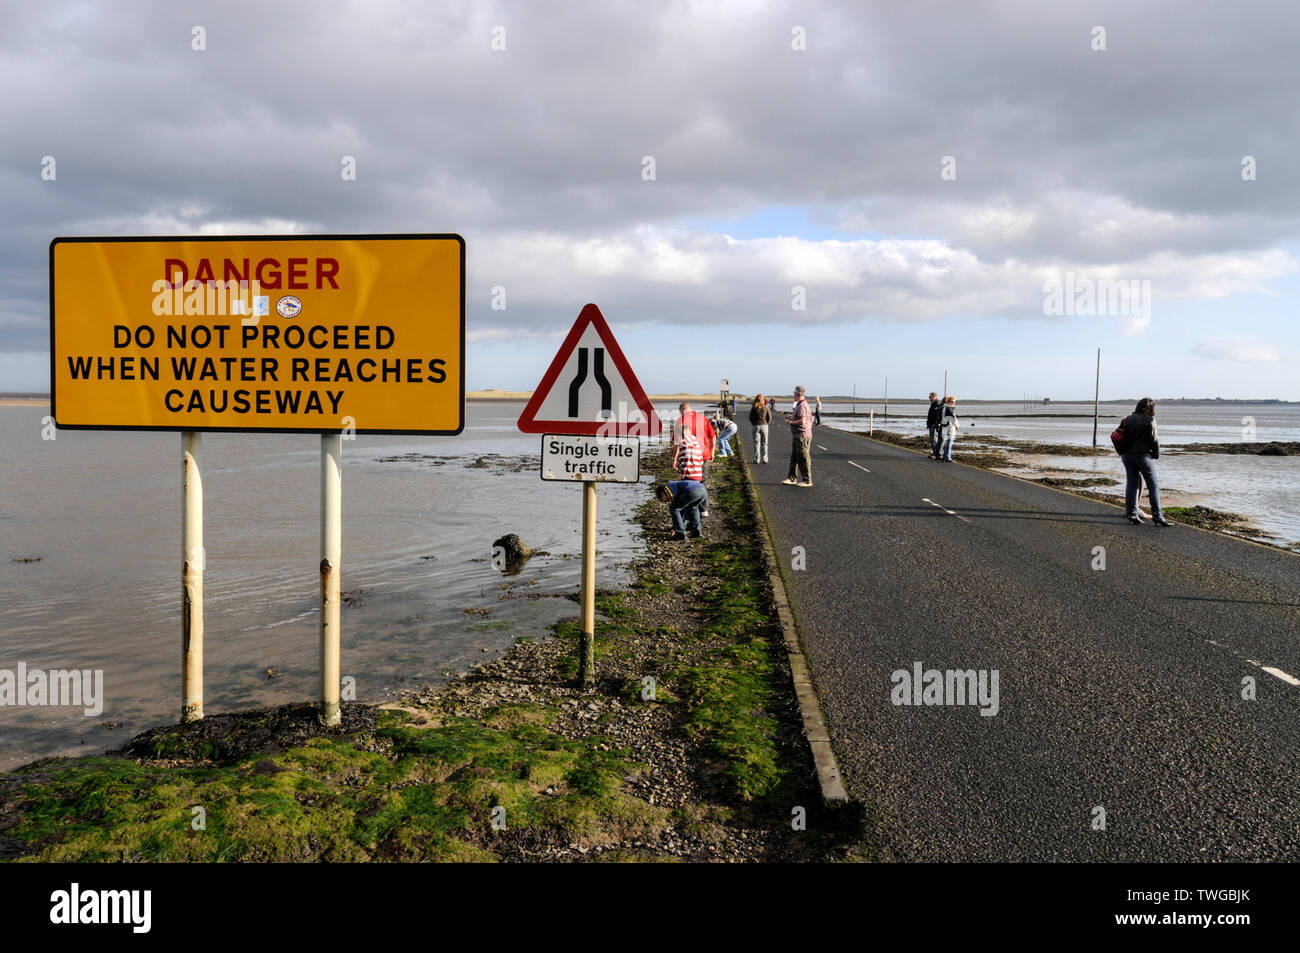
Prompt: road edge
<box><xmin>732</xmin><ymin>444</ymin><xmax>850</xmax><ymax>806</ymax></box>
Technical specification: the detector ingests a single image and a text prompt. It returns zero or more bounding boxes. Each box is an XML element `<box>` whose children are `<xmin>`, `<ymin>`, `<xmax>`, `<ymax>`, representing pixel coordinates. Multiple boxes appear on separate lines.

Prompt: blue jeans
<box><xmin>717</xmin><ymin>422</ymin><xmax>737</xmax><ymax>456</ymax></box>
<box><xmin>670</xmin><ymin>483</ymin><xmax>708</xmax><ymax>533</ymax></box>
<box><xmin>928</xmin><ymin>426</ymin><xmax>941</xmax><ymax>457</ymax></box>
<box><xmin>940</xmin><ymin>433</ymin><xmax>955</xmax><ymax>461</ymax></box>
<box><xmin>1121</xmin><ymin>452</ymin><xmax>1162</xmax><ymax>519</ymax></box>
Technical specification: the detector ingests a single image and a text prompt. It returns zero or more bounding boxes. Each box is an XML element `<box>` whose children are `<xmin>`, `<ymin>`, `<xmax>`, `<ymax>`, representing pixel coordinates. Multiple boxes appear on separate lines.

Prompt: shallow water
<box><xmin>0</xmin><ymin>401</ymin><xmax>654</xmax><ymax>769</ymax></box>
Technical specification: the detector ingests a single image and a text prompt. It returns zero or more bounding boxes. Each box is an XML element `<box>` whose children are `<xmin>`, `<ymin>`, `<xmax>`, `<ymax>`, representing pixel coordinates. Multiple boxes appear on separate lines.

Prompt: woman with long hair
<box><xmin>749</xmin><ymin>393</ymin><xmax>771</xmax><ymax>463</ymax></box>
<box><xmin>1118</xmin><ymin>397</ymin><xmax>1169</xmax><ymax>526</ymax></box>
<box><xmin>938</xmin><ymin>396</ymin><xmax>959</xmax><ymax>461</ymax></box>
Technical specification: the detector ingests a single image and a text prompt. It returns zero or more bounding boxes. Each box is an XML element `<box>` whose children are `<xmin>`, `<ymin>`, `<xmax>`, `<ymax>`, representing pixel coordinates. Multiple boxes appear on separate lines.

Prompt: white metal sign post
<box><xmin>542</xmin><ymin>434</ymin><xmax>640</xmax><ymax>688</ymax></box>
<box><xmin>181</xmin><ymin>432</ymin><xmax>203</xmax><ymax>722</ymax></box>
<box><xmin>320</xmin><ymin>434</ymin><xmax>343</xmax><ymax>725</ymax></box>
<box><xmin>518</xmin><ymin>304</ymin><xmax>661</xmax><ymax>689</ymax></box>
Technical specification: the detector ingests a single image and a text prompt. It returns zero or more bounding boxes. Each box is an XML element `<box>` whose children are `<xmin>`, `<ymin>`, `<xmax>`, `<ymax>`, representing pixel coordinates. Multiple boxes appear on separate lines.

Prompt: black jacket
<box><xmin>749</xmin><ymin>403</ymin><xmax>771</xmax><ymax>425</ymax></box>
<box><xmin>926</xmin><ymin>400</ymin><xmax>942</xmax><ymax>427</ymax></box>
<box><xmin>1121</xmin><ymin>413</ymin><xmax>1160</xmax><ymax>457</ymax></box>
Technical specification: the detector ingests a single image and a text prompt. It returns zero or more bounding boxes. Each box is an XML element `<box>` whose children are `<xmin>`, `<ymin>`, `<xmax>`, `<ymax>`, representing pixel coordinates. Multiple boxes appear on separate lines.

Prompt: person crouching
<box><xmin>656</xmin><ymin>481</ymin><xmax>707</xmax><ymax>540</ymax></box>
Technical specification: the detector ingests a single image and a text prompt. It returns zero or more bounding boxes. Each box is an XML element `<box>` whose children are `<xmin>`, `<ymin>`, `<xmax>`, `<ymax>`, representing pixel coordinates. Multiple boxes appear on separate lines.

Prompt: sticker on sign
<box><xmin>541</xmin><ymin>434</ymin><xmax>640</xmax><ymax>483</ymax></box>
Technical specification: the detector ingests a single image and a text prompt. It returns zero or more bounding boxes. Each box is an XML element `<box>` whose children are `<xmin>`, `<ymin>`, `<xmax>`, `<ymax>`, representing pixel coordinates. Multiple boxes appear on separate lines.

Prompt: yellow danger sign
<box><xmin>50</xmin><ymin>234</ymin><xmax>464</xmax><ymax>434</ymax></box>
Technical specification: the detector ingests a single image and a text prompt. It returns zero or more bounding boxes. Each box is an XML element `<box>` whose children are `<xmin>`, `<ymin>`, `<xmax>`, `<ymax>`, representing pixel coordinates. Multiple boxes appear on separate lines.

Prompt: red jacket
<box><xmin>672</xmin><ymin>411</ymin><xmax>716</xmax><ymax>461</ymax></box>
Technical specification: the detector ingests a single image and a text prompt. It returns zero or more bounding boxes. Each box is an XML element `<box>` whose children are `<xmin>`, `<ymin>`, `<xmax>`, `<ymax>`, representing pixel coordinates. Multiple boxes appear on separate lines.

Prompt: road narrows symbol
<box><xmin>566</xmin><ymin>348</ymin><xmax>614</xmax><ymax>418</ymax></box>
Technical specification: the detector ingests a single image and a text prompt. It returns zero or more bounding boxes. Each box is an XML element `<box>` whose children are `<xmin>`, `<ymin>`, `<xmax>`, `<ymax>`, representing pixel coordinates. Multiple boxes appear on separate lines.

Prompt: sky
<box><xmin>2</xmin><ymin>0</ymin><xmax>1298</xmax><ymax>400</ymax></box>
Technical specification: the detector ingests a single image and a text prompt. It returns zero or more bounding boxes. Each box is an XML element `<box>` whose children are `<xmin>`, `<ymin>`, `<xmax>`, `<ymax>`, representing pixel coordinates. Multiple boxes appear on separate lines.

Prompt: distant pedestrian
<box><xmin>713</xmin><ymin>412</ymin><xmax>738</xmax><ymax>457</ymax></box>
<box><xmin>782</xmin><ymin>386</ymin><xmax>813</xmax><ymax>486</ymax></box>
<box><xmin>938</xmin><ymin>396</ymin><xmax>959</xmax><ymax>461</ymax></box>
<box><xmin>655</xmin><ymin>480</ymin><xmax>707</xmax><ymax>540</ymax></box>
<box><xmin>814</xmin><ymin>396</ymin><xmax>823</xmax><ymax>426</ymax></box>
<box><xmin>673</xmin><ymin>421</ymin><xmax>704</xmax><ymax>481</ymax></box>
<box><xmin>749</xmin><ymin>393</ymin><xmax>771</xmax><ymax>463</ymax></box>
<box><xmin>926</xmin><ymin>392</ymin><xmax>943</xmax><ymax>458</ymax></box>
<box><xmin>1116</xmin><ymin>397</ymin><xmax>1169</xmax><ymax>527</ymax></box>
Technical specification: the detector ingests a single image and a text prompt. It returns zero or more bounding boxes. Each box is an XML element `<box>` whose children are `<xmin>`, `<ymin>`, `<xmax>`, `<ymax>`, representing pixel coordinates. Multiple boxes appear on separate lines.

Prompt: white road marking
<box><xmin>921</xmin><ymin>497</ymin><xmax>970</xmax><ymax>523</ymax></box>
<box><xmin>847</xmin><ymin>460</ymin><xmax>871</xmax><ymax>473</ymax></box>
<box><xmin>817</xmin><ymin>444</ymin><xmax>828</xmax><ymax>451</ymax></box>
<box><xmin>1203</xmin><ymin>642</ymin><xmax>1300</xmax><ymax>687</ymax></box>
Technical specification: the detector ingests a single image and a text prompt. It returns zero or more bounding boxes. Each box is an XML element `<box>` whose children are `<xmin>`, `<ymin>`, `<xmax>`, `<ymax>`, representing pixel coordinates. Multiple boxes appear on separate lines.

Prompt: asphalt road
<box><xmin>748</xmin><ymin>424</ymin><xmax>1300</xmax><ymax>861</ymax></box>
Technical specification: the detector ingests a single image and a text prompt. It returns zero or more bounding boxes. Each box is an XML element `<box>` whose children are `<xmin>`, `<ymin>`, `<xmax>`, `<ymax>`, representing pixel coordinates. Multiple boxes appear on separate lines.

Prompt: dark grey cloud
<box><xmin>2</xmin><ymin>0</ymin><xmax>1299</xmax><ymax>386</ymax></box>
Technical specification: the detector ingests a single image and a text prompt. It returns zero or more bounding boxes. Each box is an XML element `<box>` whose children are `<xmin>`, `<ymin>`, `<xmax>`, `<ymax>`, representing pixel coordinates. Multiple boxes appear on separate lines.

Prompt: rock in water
<box><xmin>493</xmin><ymin>534</ymin><xmax>532</xmax><ymax>561</ymax></box>
<box><xmin>492</xmin><ymin>534</ymin><xmax>533</xmax><ymax>574</ymax></box>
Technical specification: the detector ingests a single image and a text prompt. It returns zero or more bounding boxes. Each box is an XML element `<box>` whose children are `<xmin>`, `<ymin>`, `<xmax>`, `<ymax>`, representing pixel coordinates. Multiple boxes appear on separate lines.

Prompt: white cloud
<box><xmin>1193</xmin><ymin>337</ymin><xmax>1282</xmax><ymax>363</ymax></box>
<box><xmin>466</xmin><ymin>226</ymin><xmax>1296</xmax><ymax>328</ymax></box>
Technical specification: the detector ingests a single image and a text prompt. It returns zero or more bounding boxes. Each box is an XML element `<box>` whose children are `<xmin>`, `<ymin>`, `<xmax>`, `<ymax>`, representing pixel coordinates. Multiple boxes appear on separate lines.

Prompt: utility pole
<box><xmin>883</xmin><ymin>377</ymin><xmax>888</xmax><ymax>419</ymax></box>
<box><xmin>1092</xmin><ymin>347</ymin><xmax>1101</xmax><ymax>448</ymax></box>
<box><xmin>852</xmin><ymin>383</ymin><xmax>856</xmax><ymax>416</ymax></box>
<box><xmin>943</xmin><ymin>370</ymin><xmax>948</xmax><ymax>397</ymax></box>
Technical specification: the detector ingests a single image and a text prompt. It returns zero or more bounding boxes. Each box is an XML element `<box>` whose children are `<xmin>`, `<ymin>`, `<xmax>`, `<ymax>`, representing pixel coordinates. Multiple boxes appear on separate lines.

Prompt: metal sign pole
<box><xmin>578</xmin><ymin>479</ymin><xmax>597</xmax><ymax>689</ymax></box>
<box><xmin>319</xmin><ymin>433</ymin><xmax>343</xmax><ymax>725</ymax></box>
<box><xmin>1092</xmin><ymin>347</ymin><xmax>1101</xmax><ymax>448</ymax></box>
<box><xmin>181</xmin><ymin>432</ymin><xmax>204</xmax><ymax>722</ymax></box>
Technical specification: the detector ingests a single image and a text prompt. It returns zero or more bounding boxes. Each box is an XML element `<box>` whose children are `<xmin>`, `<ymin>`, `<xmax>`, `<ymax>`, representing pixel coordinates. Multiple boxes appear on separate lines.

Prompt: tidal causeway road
<box><xmin>750</xmin><ymin>426</ymin><xmax>1300</xmax><ymax>861</ymax></box>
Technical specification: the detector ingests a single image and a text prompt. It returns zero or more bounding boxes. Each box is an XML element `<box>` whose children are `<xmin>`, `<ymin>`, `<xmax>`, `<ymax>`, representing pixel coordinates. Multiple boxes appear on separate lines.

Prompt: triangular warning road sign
<box><xmin>517</xmin><ymin>304</ymin><xmax>662</xmax><ymax>436</ymax></box>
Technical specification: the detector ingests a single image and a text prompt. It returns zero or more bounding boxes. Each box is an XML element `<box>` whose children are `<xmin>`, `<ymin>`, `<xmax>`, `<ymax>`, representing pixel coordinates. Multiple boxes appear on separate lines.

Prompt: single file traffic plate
<box><xmin>540</xmin><ymin>434</ymin><xmax>640</xmax><ymax>482</ymax></box>
<box><xmin>49</xmin><ymin>234</ymin><xmax>464</xmax><ymax>434</ymax></box>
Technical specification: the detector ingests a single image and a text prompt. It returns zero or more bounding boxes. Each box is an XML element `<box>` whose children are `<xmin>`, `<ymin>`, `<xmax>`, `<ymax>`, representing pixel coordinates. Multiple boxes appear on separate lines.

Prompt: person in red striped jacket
<box><xmin>673</xmin><ymin>421</ymin><xmax>704</xmax><ymax>481</ymax></box>
<box><xmin>672</xmin><ymin>402</ymin><xmax>716</xmax><ymax>517</ymax></box>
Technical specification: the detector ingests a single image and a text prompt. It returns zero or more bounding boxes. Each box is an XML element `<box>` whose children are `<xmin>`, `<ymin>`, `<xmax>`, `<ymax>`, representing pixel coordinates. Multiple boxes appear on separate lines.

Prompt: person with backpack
<box><xmin>1113</xmin><ymin>397</ymin><xmax>1169</xmax><ymax>526</ymax></box>
<box><xmin>749</xmin><ymin>394</ymin><xmax>771</xmax><ymax>463</ymax></box>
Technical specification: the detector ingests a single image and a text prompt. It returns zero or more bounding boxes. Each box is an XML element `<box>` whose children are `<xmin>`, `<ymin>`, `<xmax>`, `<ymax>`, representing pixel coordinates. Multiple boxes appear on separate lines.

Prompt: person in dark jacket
<box><xmin>926</xmin><ymin>392</ymin><xmax>943</xmax><ymax>458</ymax></box>
<box><xmin>1119</xmin><ymin>397</ymin><xmax>1169</xmax><ymax>526</ymax></box>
